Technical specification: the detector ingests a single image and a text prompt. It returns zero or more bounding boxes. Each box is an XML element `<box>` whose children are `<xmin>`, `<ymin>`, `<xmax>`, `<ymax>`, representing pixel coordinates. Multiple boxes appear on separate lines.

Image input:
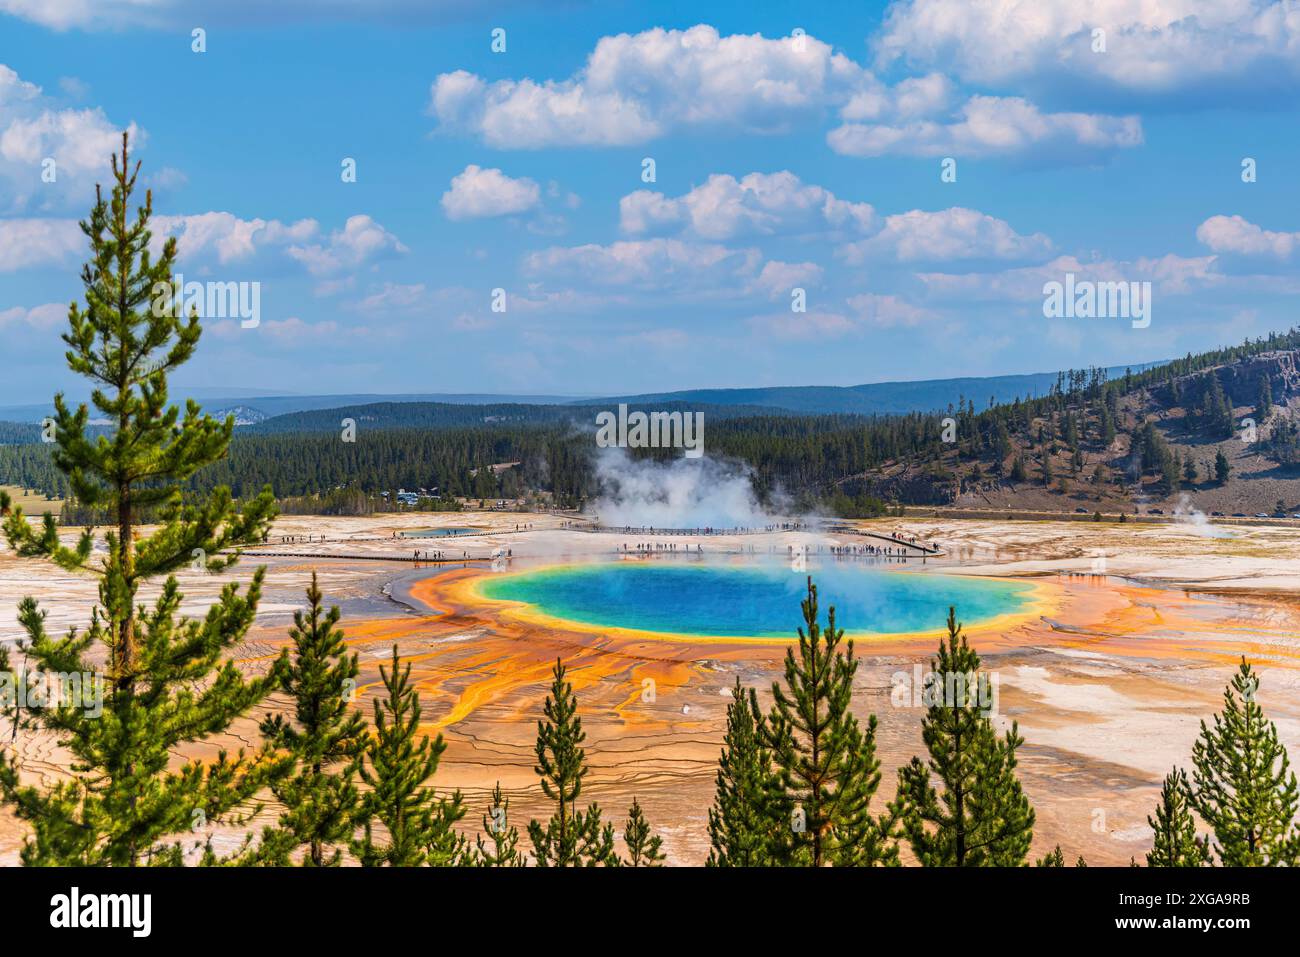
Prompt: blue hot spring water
<box><xmin>478</xmin><ymin>562</ymin><xmax>1032</xmax><ymax>638</ymax></box>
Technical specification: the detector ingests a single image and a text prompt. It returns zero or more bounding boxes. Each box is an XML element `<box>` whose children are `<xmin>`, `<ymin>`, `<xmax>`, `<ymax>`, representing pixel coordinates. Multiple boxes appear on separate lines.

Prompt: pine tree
<box><xmin>473</xmin><ymin>781</ymin><xmax>524</xmax><ymax>867</ymax></box>
<box><xmin>622</xmin><ymin>797</ymin><xmax>665</xmax><ymax>866</ymax></box>
<box><xmin>0</xmin><ymin>133</ymin><xmax>282</xmax><ymax>866</ymax></box>
<box><xmin>1101</xmin><ymin>406</ymin><xmax>1117</xmax><ymax>446</ymax></box>
<box><xmin>1190</xmin><ymin>659</ymin><xmax>1300</xmax><ymax>866</ymax></box>
<box><xmin>353</xmin><ymin>646</ymin><xmax>466</xmax><ymax>866</ymax></box>
<box><xmin>1146</xmin><ymin>767</ymin><xmax>1210</xmax><ymax>867</ymax></box>
<box><xmin>1258</xmin><ymin>376</ymin><xmax>1273</xmax><ymax>420</ymax></box>
<box><xmin>707</xmin><ymin>677</ymin><xmax>775</xmax><ymax>866</ymax></box>
<box><xmin>1201</xmin><ymin>373</ymin><xmax>1234</xmax><ymax>439</ymax></box>
<box><xmin>759</xmin><ymin>577</ymin><xmax>898</xmax><ymax>866</ymax></box>
<box><xmin>894</xmin><ymin>607</ymin><xmax>1036</xmax><ymax>866</ymax></box>
<box><xmin>1036</xmin><ymin>845</ymin><xmax>1064</xmax><ymax>866</ymax></box>
<box><xmin>1214</xmin><ymin>449</ymin><xmax>1231</xmax><ymax>485</ymax></box>
<box><xmin>527</xmin><ymin>658</ymin><xmax>617</xmax><ymax>866</ymax></box>
<box><xmin>994</xmin><ymin>420</ymin><xmax>1013</xmax><ymax>469</ymax></box>
<box><xmin>1159</xmin><ymin>448</ymin><xmax>1180</xmax><ymax>494</ymax></box>
<box><xmin>255</xmin><ymin>574</ymin><xmax>368</xmax><ymax>865</ymax></box>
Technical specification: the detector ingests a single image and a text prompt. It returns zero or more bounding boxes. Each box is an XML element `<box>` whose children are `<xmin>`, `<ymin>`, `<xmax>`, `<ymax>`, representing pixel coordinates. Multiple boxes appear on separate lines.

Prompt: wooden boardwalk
<box><xmin>229</xmin><ymin>524</ymin><xmax>943</xmax><ymax>563</ymax></box>
<box><xmin>227</xmin><ymin>549</ymin><xmax>495</xmax><ymax>564</ymax></box>
<box><xmin>821</xmin><ymin>525</ymin><xmax>943</xmax><ymax>555</ymax></box>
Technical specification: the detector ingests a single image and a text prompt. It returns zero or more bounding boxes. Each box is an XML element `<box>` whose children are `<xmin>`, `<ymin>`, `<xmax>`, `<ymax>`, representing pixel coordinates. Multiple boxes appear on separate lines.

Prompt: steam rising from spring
<box><xmin>1173</xmin><ymin>493</ymin><xmax>1232</xmax><ymax>538</ymax></box>
<box><xmin>589</xmin><ymin>447</ymin><xmax>773</xmax><ymax>529</ymax></box>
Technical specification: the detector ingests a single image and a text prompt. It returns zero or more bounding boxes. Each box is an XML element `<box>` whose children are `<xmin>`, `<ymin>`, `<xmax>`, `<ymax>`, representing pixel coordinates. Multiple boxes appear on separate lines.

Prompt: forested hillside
<box><xmin>4</xmin><ymin>329</ymin><xmax>1300</xmax><ymax>519</ymax></box>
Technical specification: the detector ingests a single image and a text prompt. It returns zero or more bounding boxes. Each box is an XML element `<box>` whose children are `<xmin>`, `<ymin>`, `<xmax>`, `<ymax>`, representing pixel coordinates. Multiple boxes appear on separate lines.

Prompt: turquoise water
<box><xmin>479</xmin><ymin>562</ymin><xmax>1033</xmax><ymax>637</ymax></box>
<box><xmin>405</xmin><ymin>527</ymin><xmax>477</xmax><ymax>538</ymax></box>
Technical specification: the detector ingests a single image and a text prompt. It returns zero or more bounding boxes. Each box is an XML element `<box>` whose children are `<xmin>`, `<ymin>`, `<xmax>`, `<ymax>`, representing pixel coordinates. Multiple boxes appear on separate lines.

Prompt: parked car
<box><xmin>1149</xmin><ymin>508</ymin><xmax>1164</xmax><ymax>515</ymax></box>
<box><xmin>1210</xmin><ymin>511</ymin><xmax>1224</xmax><ymax>517</ymax></box>
<box><xmin>1232</xmin><ymin>513</ymin><xmax>1247</xmax><ymax>517</ymax></box>
<box><xmin>1256</xmin><ymin>513</ymin><xmax>1270</xmax><ymax>518</ymax></box>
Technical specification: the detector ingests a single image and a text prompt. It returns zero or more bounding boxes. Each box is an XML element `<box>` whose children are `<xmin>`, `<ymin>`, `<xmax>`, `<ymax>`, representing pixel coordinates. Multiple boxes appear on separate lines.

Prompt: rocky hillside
<box><xmin>837</xmin><ymin>345</ymin><xmax>1300</xmax><ymax>517</ymax></box>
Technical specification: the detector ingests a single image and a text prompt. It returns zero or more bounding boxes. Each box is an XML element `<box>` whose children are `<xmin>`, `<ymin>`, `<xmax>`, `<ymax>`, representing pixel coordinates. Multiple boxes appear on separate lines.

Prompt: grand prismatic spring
<box><xmin>476</xmin><ymin>562</ymin><xmax>1039</xmax><ymax>639</ymax></box>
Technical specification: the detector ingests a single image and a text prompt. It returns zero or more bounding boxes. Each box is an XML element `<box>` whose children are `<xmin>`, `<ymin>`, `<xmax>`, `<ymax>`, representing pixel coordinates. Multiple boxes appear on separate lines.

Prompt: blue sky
<box><xmin>1</xmin><ymin>0</ymin><xmax>1298</xmax><ymax>403</ymax></box>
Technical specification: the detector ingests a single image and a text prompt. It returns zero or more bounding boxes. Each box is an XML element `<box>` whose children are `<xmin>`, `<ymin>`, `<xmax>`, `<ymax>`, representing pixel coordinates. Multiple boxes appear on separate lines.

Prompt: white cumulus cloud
<box><xmin>429</xmin><ymin>25</ymin><xmax>870</xmax><ymax>148</ymax></box>
<box><xmin>146</xmin><ymin>211</ymin><xmax>406</xmax><ymax>281</ymax></box>
<box><xmin>874</xmin><ymin>0</ymin><xmax>1300</xmax><ymax>101</ymax></box>
<box><xmin>0</xmin><ymin>216</ymin><xmax>82</xmax><ymax>270</ymax></box>
<box><xmin>1197</xmin><ymin>214</ymin><xmax>1299</xmax><ymax>259</ymax></box>
<box><xmin>751</xmin><ymin>260</ymin><xmax>823</xmax><ymax>298</ymax></box>
<box><xmin>0</xmin><ymin>63</ymin><xmax>143</xmax><ymax>212</ymax></box>
<box><xmin>152</xmin><ymin>211</ymin><xmax>318</xmax><ymax>264</ymax></box>
<box><xmin>828</xmin><ymin>95</ymin><xmax>1142</xmax><ymax>160</ymax></box>
<box><xmin>620</xmin><ymin>171</ymin><xmax>876</xmax><ymax>239</ymax></box>
<box><xmin>441</xmin><ymin>164</ymin><xmax>542</xmax><ymax>220</ymax></box>
<box><xmin>839</xmin><ymin>207</ymin><xmax>1053</xmax><ymax>264</ymax></box>
<box><xmin>428</xmin><ymin>23</ymin><xmax>1144</xmax><ymax>162</ymax></box>
<box><xmin>0</xmin><ymin>300</ymin><xmax>65</xmax><ymax>329</ymax></box>
<box><xmin>286</xmin><ymin>214</ymin><xmax>407</xmax><ymax>276</ymax></box>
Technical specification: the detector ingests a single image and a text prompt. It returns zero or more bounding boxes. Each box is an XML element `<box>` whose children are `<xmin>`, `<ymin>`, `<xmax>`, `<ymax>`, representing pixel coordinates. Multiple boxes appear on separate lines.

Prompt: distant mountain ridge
<box><xmin>584</xmin><ymin>364</ymin><xmax>1165</xmax><ymax>416</ymax></box>
<box><xmin>0</xmin><ymin>392</ymin><xmax>590</xmax><ymax>424</ymax></box>
<box><xmin>0</xmin><ymin>365</ymin><xmax>1164</xmax><ymax>424</ymax></box>
<box><xmin>243</xmin><ymin>399</ymin><xmax>777</xmax><ymax>434</ymax></box>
